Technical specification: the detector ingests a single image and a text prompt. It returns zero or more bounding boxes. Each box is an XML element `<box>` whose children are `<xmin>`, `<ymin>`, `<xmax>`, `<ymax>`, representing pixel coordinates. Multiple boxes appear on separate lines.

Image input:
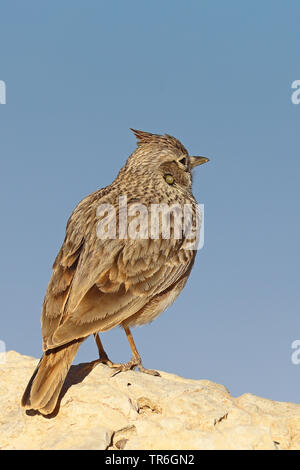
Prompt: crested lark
<box><xmin>21</xmin><ymin>129</ymin><xmax>209</xmax><ymax>415</ymax></box>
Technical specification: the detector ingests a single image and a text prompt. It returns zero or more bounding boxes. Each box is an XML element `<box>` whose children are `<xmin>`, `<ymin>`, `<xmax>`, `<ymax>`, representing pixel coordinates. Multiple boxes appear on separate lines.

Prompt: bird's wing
<box><xmin>41</xmin><ymin>188</ymin><xmax>120</xmax><ymax>348</ymax></box>
<box><xmin>42</xmin><ymin>195</ymin><xmax>196</xmax><ymax>350</ymax></box>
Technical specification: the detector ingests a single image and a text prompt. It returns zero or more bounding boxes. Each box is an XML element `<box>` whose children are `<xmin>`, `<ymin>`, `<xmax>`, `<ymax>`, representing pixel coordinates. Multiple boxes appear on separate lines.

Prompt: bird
<box><xmin>21</xmin><ymin>129</ymin><xmax>209</xmax><ymax>415</ymax></box>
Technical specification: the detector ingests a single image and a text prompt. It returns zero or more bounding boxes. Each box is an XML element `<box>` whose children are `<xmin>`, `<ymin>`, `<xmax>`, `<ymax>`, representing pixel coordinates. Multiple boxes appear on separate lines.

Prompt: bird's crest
<box><xmin>130</xmin><ymin>129</ymin><xmax>155</xmax><ymax>145</ymax></box>
<box><xmin>130</xmin><ymin>128</ymin><xmax>188</xmax><ymax>155</ymax></box>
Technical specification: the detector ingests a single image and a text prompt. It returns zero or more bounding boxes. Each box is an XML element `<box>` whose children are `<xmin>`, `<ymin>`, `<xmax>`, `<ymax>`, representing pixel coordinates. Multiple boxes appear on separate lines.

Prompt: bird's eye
<box><xmin>164</xmin><ymin>174</ymin><xmax>174</xmax><ymax>185</ymax></box>
<box><xmin>178</xmin><ymin>157</ymin><xmax>187</xmax><ymax>166</ymax></box>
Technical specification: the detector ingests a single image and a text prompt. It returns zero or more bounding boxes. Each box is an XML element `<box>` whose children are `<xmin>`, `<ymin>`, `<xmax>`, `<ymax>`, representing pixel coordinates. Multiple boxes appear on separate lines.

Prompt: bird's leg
<box><xmin>93</xmin><ymin>333</ymin><xmax>114</xmax><ymax>366</ymax></box>
<box><xmin>93</xmin><ymin>333</ymin><xmax>128</xmax><ymax>370</ymax></box>
<box><xmin>111</xmin><ymin>327</ymin><xmax>160</xmax><ymax>377</ymax></box>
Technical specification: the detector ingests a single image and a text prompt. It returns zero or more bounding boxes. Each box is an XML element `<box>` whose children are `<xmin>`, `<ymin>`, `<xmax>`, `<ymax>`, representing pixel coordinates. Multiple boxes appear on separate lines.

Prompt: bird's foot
<box><xmin>97</xmin><ymin>356</ymin><xmax>116</xmax><ymax>368</ymax></box>
<box><xmin>137</xmin><ymin>363</ymin><xmax>160</xmax><ymax>377</ymax></box>
<box><xmin>110</xmin><ymin>356</ymin><xmax>160</xmax><ymax>377</ymax></box>
<box><xmin>93</xmin><ymin>348</ymin><xmax>118</xmax><ymax>369</ymax></box>
<box><xmin>93</xmin><ymin>332</ymin><xmax>160</xmax><ymax>377</ymax></box>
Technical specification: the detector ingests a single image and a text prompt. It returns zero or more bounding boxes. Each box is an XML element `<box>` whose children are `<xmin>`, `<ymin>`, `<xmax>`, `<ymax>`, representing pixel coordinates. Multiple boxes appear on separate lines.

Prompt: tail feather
<box><xmin>21</xmin><ymin>339</ymin><xmax>84</xmax><ymax>415</ymax></box>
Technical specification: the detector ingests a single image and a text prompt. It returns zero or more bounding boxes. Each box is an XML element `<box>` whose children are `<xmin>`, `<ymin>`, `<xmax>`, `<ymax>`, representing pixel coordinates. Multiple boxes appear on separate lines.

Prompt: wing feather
<box><xmin>42</xmin><ymin>193</ymin><xmax>196</xmax><ymax>350</ymax></box>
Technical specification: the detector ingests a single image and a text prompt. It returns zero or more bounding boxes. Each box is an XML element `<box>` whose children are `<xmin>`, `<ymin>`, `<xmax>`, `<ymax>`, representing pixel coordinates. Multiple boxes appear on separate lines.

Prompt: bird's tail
<box><xmin>21</xmin><ymin>339</ymin><xmax>84</xmax><ymax>415</ymax></box>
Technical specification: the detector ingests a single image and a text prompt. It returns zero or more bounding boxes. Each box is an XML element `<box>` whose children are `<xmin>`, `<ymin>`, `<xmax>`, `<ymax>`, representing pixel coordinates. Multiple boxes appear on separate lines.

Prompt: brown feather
<box><xmin>21</xmin><ymin>129</ymin><xmax>206</xmax><ymax>414</ymax></box>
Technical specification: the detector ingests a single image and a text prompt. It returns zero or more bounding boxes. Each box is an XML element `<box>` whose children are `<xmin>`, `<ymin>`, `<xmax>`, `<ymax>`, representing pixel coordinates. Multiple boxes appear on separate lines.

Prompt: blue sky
<box><xmin>1</xmin><ymin>0</ymin><xmax>300</xmax><ymax>403</ymax></box>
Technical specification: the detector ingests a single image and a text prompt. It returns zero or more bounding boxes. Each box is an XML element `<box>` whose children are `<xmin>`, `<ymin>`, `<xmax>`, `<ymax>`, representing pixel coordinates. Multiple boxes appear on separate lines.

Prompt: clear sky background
<box><xmin>1</xmin><ymin>0</ymin><xmax>300</xmax><ymax>403</ymax></box>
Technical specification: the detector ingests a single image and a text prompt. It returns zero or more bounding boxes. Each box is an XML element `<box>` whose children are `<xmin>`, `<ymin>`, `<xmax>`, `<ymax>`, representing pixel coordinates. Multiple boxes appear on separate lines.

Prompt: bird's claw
<box><xmin>109</xmin><ymin>358</ymin><xmax>160</xmax><ymax>377</ymax></box>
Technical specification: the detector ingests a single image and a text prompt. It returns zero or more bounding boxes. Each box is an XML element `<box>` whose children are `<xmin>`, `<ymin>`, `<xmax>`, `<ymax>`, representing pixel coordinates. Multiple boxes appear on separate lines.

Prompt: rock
<box><xmin>1</xmin><ymin>350</ymin><xmax>300</xmax><ymax>450</ymax></box>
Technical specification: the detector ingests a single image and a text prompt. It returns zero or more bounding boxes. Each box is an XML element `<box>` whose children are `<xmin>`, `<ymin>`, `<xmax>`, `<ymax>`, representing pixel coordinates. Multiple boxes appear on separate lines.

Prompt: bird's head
<box><xmin>125</xmin><ymin>129</ymin><xmax>209</xmax><ymax>192</ymax></box>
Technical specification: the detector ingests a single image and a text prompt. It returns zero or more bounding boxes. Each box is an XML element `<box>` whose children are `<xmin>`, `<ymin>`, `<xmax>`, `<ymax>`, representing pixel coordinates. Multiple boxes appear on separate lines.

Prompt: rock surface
<box><xmin>1</xmin><ymin>351</ymin><xmax>300</xmax><ymax>450</ymax></box>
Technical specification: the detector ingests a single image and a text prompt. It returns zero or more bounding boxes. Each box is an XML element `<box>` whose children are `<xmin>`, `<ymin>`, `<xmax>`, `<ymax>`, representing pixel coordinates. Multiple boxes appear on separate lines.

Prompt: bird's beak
<box><xmin>189</xmin><ymin>156</ymin><xmax>210</xmax><ymax>169</ymax></box>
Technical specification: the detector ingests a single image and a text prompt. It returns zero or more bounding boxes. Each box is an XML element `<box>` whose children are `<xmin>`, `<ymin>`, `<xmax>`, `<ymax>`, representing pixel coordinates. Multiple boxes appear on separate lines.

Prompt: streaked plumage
<box><xmin>21</xmin><ymin>129</ymin><xmax>209</xmax><ymax>415</ymax></box>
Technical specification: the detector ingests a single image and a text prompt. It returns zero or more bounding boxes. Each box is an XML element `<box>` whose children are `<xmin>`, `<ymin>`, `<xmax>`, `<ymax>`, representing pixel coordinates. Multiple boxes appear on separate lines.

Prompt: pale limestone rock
<box><xmin>1</xmin><ymin>350</ymin><xmax>300</xmax><ymax>450</ymax></box>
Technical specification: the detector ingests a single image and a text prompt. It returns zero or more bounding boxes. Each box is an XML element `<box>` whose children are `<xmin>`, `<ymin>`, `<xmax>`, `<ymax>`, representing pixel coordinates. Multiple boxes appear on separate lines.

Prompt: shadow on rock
<box><xmin>26</xmin><ymin>359</ymin><xmax>100</xmax><ymax>419</ymax></box>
